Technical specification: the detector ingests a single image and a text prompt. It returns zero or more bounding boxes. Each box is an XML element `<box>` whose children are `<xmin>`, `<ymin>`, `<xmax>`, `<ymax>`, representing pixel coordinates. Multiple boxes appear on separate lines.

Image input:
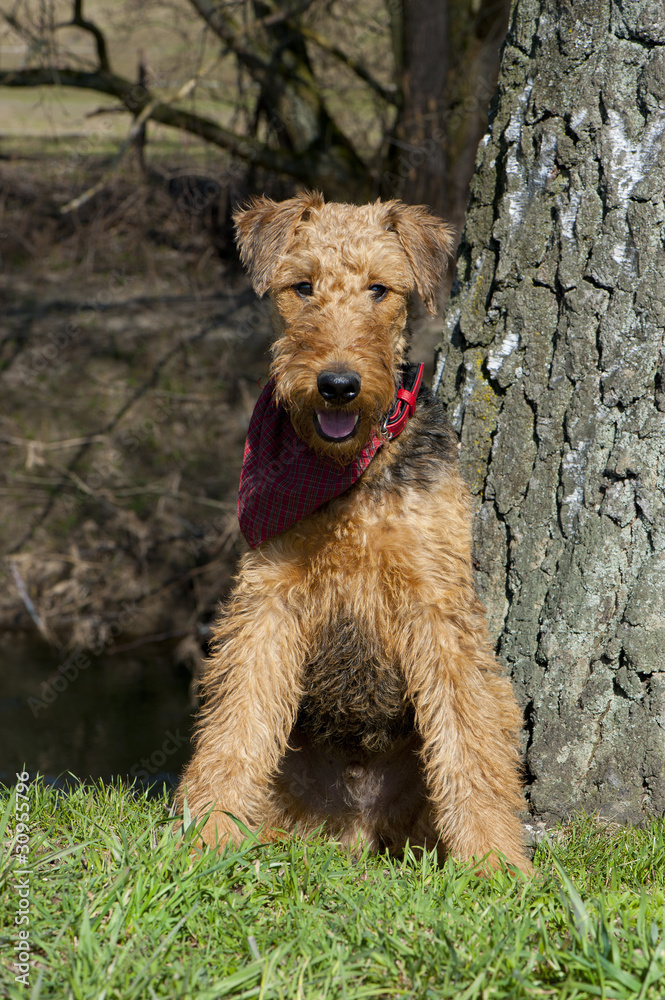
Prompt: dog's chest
<box><xmin>297</xmin><ymin>615</ymin><xmax>414</xmax><ymax>753</ymax></box>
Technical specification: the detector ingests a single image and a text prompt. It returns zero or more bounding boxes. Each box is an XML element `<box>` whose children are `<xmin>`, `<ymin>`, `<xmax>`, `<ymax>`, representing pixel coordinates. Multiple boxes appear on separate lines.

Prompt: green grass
<box><xmin>1</xmin><ymin>780</ymin><xmax>664</xmax><ymax>999</ymax></box>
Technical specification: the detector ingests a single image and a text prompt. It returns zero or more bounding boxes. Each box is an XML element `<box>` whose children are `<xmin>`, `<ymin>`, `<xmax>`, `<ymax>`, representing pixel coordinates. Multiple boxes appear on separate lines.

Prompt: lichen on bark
<box><xmin>436</xmin><ymin>0</ymin><xmax>665</xmax><ymax>823</ymax></box>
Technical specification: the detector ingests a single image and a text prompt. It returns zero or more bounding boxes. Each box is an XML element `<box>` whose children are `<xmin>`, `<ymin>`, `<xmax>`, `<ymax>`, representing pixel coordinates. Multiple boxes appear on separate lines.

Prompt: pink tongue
<box><xmin>317</xmin><ymin>410</ymin><xmax>357</xmax><ymax>439</ymax></box>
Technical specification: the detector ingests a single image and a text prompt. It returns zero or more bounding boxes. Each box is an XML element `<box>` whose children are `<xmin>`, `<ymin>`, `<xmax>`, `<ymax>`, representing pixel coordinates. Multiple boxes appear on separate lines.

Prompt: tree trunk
<box><xmin>387</xmin><ymin>0</ymin><xmax>510</xmax><ymax>228</ymax></box>
<box><xmin>390</xmin><ymin>0</ymin><xmax>449</xmax><ymax>210</ymax></box>
<box><xmin>436</xmin><ymin>0</ymin><xmax>665</xmax><ymax>824</ymax></box>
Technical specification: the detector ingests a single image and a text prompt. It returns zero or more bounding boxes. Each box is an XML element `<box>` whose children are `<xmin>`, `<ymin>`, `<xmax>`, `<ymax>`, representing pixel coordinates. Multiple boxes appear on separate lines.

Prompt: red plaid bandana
<box><xmin>237</xmin><ymin>365</ymin><xmax>424</xmax><ymax>548</ymax></box>
<box><xmin>237</xmin><ymin>380</ymin><xmax>384</xmax><ymax>548</ymax></box>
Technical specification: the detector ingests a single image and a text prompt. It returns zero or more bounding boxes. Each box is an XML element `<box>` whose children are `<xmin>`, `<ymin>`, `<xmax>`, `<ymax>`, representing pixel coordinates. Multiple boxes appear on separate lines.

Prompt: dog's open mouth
<box><xmin>314</xmin><ymin>410</ymin><xmax>359</xmax><ymax>442</ymax></box>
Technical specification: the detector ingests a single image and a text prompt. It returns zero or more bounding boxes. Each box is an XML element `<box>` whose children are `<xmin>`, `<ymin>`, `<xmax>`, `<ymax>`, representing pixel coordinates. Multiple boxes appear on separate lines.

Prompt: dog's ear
<box><xmin>233</xmin><ymin>191</ymin><xmax>325</xmax><ymax>296</ymax></box>
<box><xmin>382</xmin><ymin>202</ymin><xmax>455</xmax><ymax>314</ymax></box>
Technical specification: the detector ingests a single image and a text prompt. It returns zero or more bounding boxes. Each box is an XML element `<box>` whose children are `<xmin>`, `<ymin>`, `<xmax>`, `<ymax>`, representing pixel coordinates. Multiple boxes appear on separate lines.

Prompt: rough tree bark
<box><xmin>436</xmin><ymin>0</ymin><xmax>665</xmax><ymax>823</ymax></box>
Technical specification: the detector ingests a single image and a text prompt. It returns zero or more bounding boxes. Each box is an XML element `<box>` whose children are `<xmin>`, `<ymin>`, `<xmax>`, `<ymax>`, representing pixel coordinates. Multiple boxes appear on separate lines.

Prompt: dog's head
<box><xmin>234</xmin><ymin>192</ymin><xmax>454</xmax><ymax>463</ymax></box>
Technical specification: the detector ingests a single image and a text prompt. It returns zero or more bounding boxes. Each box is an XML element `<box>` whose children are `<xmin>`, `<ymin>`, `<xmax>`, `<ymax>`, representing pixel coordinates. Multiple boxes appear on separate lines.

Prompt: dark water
<box><xmin>1</xmin><ymin>634</ymin><xmax>194</xmax><ymax>792</ymax></box>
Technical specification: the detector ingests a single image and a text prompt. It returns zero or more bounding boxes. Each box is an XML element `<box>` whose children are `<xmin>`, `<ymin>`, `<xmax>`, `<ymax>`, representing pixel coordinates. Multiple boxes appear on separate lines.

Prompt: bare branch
<box><xmin>299</xmin><ymin>25</ymin><xmax>397</xmax><ymax>105</ymax></box>
<box><xmin>186</xmin><ymin>0</ymin><xmax>240</xmax><ymax>47</ymax></box>
<box><xmin>1</xmin><ymin>8</ymin><xmax>44</xmax><ymax>53</ymax></box>
<box><xmin>57</xmin><ymin>0</ymin><xmax>110</xmax><ymax>71</ymax></box>
<box><xmin>185</xmin><ymin>0</ymin><xmax>311</xmax><ymax>77</ymax></box>
<box><xmin>0</xmin><ymin>66</ymin><xmax>316</xmax><ymax>183</ymax></box>
<box><xmin>183</xmin><ymin>2</ymin><xmax>368</xmax><ymax>183</ymax></box>
<box><xmin>59</xmin><ymin>75</ymin><xmax>199</xmax><ymax>214</ymax></box>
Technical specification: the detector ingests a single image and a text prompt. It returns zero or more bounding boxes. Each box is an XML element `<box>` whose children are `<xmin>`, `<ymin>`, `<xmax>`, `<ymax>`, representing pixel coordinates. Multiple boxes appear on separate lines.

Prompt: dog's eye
<box><xmin>369</xmin><ymin>284</ymin><xmax>388</xmax><ymax>301</ymax></box>
<box><xmin>294</xmin><ymin>281</ymin><xmax>313</xmax><ymax>298</ymax></box>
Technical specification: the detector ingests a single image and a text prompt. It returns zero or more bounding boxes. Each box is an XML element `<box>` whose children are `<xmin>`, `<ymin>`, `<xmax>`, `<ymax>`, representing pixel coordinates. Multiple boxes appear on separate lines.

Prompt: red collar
<box><xmin>382</xmin><ymin>363</ymin><xmax>424</xmax><ymax>439</ymax></box>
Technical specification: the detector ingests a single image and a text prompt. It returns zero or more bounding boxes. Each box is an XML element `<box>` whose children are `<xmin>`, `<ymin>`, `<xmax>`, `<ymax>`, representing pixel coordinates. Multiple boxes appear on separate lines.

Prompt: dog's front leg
<box><xmin>400</xmin><ymin>608</ymin><xmax>532</xmax><ymax>874</ymax></box>
<box><xmin>176</xmin><ymin>590</ymin><xmax>305</xmax><ymax>849</ymax></box>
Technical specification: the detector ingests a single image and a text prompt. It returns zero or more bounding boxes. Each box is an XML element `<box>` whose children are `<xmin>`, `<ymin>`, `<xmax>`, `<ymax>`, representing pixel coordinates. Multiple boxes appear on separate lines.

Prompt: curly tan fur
<box><xmin>175</xmin><ymin>193</ymin><xmax>531</xmax><ymax>874</ymax></box>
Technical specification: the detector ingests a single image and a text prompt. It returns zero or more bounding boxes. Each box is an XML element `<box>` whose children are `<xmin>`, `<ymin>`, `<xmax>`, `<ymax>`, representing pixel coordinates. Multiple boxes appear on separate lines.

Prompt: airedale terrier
<box><xmin>176</xmin><ymin>192</ymin><xmax>531</xmax><ymax>873</ymax></box>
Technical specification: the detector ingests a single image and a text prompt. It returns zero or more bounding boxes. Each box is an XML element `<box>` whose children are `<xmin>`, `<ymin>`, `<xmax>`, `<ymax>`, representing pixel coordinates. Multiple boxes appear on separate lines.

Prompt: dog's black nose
<box><xmin>317</xmin><ymin>370</ymin><xmax>361</xmax><ymax>403</ymax></box>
